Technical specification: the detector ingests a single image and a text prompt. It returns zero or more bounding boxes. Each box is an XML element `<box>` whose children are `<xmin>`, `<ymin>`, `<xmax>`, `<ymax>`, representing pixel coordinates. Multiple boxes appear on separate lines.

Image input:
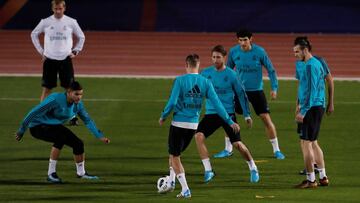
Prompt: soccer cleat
<box><xmin>274</xmin><ymin>151</ymin><xmax>285</xmax><ymax>160</ymax></box>
<box><xmin>69</xmin><ymin>117</ymin><xmax>79</xmax><ymax>126</ymax></box>
<box><xmin>47</xmin><ymin>172</ymin><xmax>62</xmax><ymax>183</ymax></box>
<box><xmin>77</xmin><ymin>172</ymin><xmax>99</xmax><ymax>180</ymax></box>
<box><xmin>204</xmin><ymin>170</ymin><xmax>215</xmax><ymax>183</ymax></box>
<box><xmin>213</xmin><ymin>150</ymin><xmax>233</xmax><ymax>158</ymax></box>
<box><xmin>176</xmin><ymin>189</ymin><xmax>191</xmax><ymax>198</ymax></box>
<box><xmin>250</xmin><ymin>169</ymin><xmax>260</xmax><ymax>183</ymax></box>
<box><xmin>319</xmin><ymin>177</ymin><xmax>329</xmax><ymax>186</ymax></box>
<box><xmin>295</xmin><ymin>180</ymin><xmax>318</xmax><ymax>189</ymax></box>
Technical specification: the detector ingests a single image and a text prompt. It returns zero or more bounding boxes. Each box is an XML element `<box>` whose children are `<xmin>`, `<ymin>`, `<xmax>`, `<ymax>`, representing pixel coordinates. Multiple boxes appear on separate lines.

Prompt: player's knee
<box><xmin>195</xmin><ymin>132</ymin><xmax>205</xmax><ymax>142</ymax></box>
<box><xmin>53</xmin><ymin>143</ymin><xmax>64</xmax><ymax>150</ymax></box>
<box><xmin>72</xmin><ymin>139</ymin><xmax>84</xmax><ymax>155</ymax></box>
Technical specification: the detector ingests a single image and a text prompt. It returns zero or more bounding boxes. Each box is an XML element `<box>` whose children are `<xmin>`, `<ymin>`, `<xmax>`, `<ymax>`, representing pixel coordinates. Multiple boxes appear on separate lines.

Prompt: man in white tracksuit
<box><xmin>31</xmin><ymin>0</ymin><xmax>85</xmax><ymax>102</ymax></box>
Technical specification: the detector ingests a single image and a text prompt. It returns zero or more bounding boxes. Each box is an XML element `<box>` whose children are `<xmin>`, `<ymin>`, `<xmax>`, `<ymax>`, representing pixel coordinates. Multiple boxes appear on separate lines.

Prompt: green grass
<box><xmin>0</xmin><ymin>77</ymin><xmax>360</xmax><ymax>202</ymax></box>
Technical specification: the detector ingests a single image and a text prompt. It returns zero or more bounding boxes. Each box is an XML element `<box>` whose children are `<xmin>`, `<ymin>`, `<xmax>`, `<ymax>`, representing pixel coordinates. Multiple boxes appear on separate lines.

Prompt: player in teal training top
<box><xmin>293</xmin><ymin>36</ymin><xmax>329</xmax><ymax>188</ymax></box>
<box><xmin>158</xmin><ymin>54</ymin><xmax>240</xmax><ymax>198</ymax></box>
<box><xmin>194</xmin><ymin>45</ymin><xmax>259</xmax><ymax>183</ymax></box>
<box><xmin>15</xmin><ymin>81</ymin><xmax>110</xmax><ymax>183</ymax></box>
<box><xmin>214</xmin><ymin>29</ymin><xmax>285</xmax><ymax>160</ymax></box>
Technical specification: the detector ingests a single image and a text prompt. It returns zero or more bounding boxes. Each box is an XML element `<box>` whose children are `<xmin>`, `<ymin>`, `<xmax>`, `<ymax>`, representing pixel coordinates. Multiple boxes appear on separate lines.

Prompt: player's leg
<box><xmin>251</xmin><ymin>90</ymin><xmax>284</xmax><ymax>159</ymax></box>
<box><xmin>195</xmin><ymin>115</ymin><xmax>220</xmax><ymax>182</ymax></box>
<box><xmin>59</xmin><ymin>57</ymin><xmax>78</xmax><ymax>125</ymax></box>
<box><xmin>40</xmin><ymin>58</ymin><xmax>58</xmax><ymax>101</ymax></box>
<box><xmin>222</xmin><ymin>114</ymin><xmax>259</xmax><ymax>182</ymax></box>
<box><xmin>30</xmin><ymin>125</ymin><xmax>64</xmax><ymax>183</ymax></box>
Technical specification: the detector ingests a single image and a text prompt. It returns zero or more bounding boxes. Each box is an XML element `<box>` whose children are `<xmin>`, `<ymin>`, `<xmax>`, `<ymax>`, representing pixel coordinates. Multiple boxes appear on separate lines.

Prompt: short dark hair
<box><xmin>185</xmin><ymin>54</ymin><xmax>200</xmax><ymax>68</ymax></box>
<box><xmin>294</xmin><ymin>36</ymin><xmax>312</xmax><ymax>51</ymax></box>
<box><xmin>236</xmin><ymin>29</ymin><xmax>252</xmax><ymax>39</ymax></box>
<box><xmin>69</xmin><ymin>81</ymin><xmax>83</xmax><ymax>91</ymax></box>
<box><xmin>211</xmin><ymin>45</ymin><xmax>227</xmax><ymax>56</ymax></box>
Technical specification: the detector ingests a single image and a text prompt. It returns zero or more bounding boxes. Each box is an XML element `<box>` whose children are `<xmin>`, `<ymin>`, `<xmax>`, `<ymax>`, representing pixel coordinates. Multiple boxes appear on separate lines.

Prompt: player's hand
<box><xmin>326</xmin><ymin>102</ymin><xmax>334</xmax><ymax>115</ymax></box>
<box><xmin>295</xmin><ymin>113</ymin><xmax>304</xmax><ymax>123</ymax></box>
<box><xmin>295</xmin><ymin>105</ymin><xmax>300</xmax><ymax>116</ymax></box>
<box><xmin>41</xmin><ymin>54</ymin><xmax>46</xmax><ymax>62</ymax></box>
<box><xmin>230</xmin><ymin>123</ymin><xmax>240</xmax><ymax>133</ymax></box>
<box><xmin>245</xmin><ymin>118</ymin><xmax>253</xmax><ymax>129</ymax></box>
<box><xmin>100</xmin><ymin>137</ymin><xmax>110</xmax><ymax>144</ymax></box>
<box><xmin>159</xmin><ymin>118</ymin><xmax>165</xmax><ymax>126</ymax></box>
<box><xmin>270</xmin><ymin>91</ymin><xmax>277</xmax><ymax>100</ymax></box>
<box><xmin>70</xmin><ymin>50</ymin><xmax>78</xmax><ymax>58</ymax></box>
<box><xmin>15</xmin><ymin>132</ymin><xmax>23</xmax><ymax>141</ymax></box>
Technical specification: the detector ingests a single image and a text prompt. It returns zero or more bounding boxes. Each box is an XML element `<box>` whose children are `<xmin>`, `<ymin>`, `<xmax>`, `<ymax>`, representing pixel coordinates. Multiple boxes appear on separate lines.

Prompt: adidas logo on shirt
<box><xmin>185</xmin><ymin>85</ymin><xmax>202</xmax><ymax>98</ymax></box>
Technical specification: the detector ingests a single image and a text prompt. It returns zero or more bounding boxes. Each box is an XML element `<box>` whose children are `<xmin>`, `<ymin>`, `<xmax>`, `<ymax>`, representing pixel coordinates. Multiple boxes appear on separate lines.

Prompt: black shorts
<box><xmin>298</xmin><ymin>106</ymin><xmax>324</xmax><ymax>141</ymax></box>
<box><xmin>196</xmin><ymin>114</ymin><xmax>241</xmax><ymax>143</ymax></box>
<box><xmin>235</xmin><ymin>90</ymin><xmax>270</xmax><ymax>115</ymax></box>
<box><xmin>168</xmin><ymin>125</ymin><xmax>196</xmax><ymax>156</ymax></box>
<box><xmin>29</xmin><ymin>124</ymin><xmax>84</xmax><ymax>155</ymax></box>
<box><xmin>42</xmin><ymin>56</ymin><xmax>74</xmax><ymax>89</ymax></box>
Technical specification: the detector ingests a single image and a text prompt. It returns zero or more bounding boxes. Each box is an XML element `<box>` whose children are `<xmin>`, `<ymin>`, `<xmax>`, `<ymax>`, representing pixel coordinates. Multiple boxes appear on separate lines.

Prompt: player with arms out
<box><xmin>158</xmin><ymin>54</ymin><xmax>240</xmax><ymax>198</ymax></box>
<box><xmin>15</xmin><ymin>81</ymin><xmax>110</xmax><ymax>183</ymax></box>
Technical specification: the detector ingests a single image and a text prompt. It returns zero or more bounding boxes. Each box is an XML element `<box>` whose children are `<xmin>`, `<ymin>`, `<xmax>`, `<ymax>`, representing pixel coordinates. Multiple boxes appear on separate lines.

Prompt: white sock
<box><xmin>76</xmin><ymin>161</ymin><xmax>86</xmax><ymax>176</ymax></box>
<box><xmin>225</xmin><ymin>137</ymin><xmax>233</xmax><ymax>152</ymax></box>
<box><xmin>169</xmin><ymin>167</ymin><xmax>176</xmax><ymax>183</ymax></box>
<box><xmin>201</xmin><ymin>158</ymin><xmax>212</xmax><ymax>171</ymax></box>
<box><xmin>306</xmin><ymin>172</ymin><xmax>316</xmax><ymax>182</ymax></box>
<box><xmin>48</xmin><ymin>159</ymin><xmax>57</xmax><ymax>175</ymax></box>
<box><xmin>269</xmin><ymin>138</ymin><xmax>280</xmax><ymax>153</ymax></box>
<box><xmin>176</xmin><ymin>173</ymin><xmax>189</xmax><ymax>193</ymax></box>
<box><xmin>246</xmin><ymin>159</ymin><xmax>257</xmax><ymax>171</ymax></box>
<box><xmin>318</xmin><ymin>168</ymin><xmax>327</xmax><ymax>179</ymax></box>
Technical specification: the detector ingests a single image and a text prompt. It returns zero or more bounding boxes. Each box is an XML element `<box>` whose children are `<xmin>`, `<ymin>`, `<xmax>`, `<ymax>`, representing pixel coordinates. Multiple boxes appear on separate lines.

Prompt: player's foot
<box><xmin>319</xmin><ymin>177</ymin><xmax>329</xmax><ymax>186</ymax></box>
<box><xmin>213</xmin><ymin>150</ymin><xmax>233</xmax><ymax>158</ymax></box>
<box><xmin>274</xmin><ymin>151</ymin><xmax>285</xmax><ymax>160</ymax></box>
<box><xmin>250</xmin><ymin>169</ymin><xmax>260</xmax><ymax>183</ymax></box>
<box><xmin>47</xmin><ymin>172</ymin><xmax>62</xmax><ymax>183</ymax></box>
<box><xmin>77</xmin><ymin>172</ymin><xmax>99</xmax><ymax>180</ymax></box>
<box><xmin>295</xmin><ymin>180</ymin><xmax>317</xmax><ymax>189</ymax></box>
<box><xmin>176</xmin><ymin>189</ymin><xmax>191</xmax><ymax>198</ymax></box>
<box><xmin>204</xmin><ymin>170</ymin><xmax>215</xmax><ymax>183</ymax></box>
<box><xmin>69</xmin><ymin>117</ymin><xmax>79</xmax><ymax>126</ymax></box>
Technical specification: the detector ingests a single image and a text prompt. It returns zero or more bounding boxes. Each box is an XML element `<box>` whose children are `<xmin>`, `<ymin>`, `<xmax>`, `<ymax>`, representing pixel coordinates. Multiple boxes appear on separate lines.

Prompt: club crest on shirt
<box><xmin>252</xmin><ymin>55</ymin><xmax>258</xmax><ymax>61</ymax></box>
<box><xmin>224</xmin><ymin>76</ymin><xmax>228</xmax><ymax>82</ymax></box>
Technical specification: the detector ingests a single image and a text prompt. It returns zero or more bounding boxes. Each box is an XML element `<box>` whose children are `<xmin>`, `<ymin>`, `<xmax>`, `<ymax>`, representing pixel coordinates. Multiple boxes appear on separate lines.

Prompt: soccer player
<box><xmin>293</xmin><ymin>36</ymin><xmax>329</xmax><ymax>188</ymax></box>
<box><xmin>159</xmin><ymin>54</ymin><xmax>240</xmax><ymax>198</ymax></box>
<box><xmin>31</xmin><ymin>0</ymin><xmax>85</xmax><ymax>102</ymax></box>
<box><xmin>214</xmin><ymin>29</ymin><xmax>285</xmax><ymax>159</ymax></box>
<box><xmin>298</xmin><ymin>55</ymin><xmax>334</xmax><ymax>175</ymax></box>
<box><xmin>15</xmin><ymin>81</ymin><xmax>110</xmax><ymax>183</ymax></box>
<box><xmin>195</xmin><ymin>45</ymin><xmax>259</xmax><ymax>183</ymax></box>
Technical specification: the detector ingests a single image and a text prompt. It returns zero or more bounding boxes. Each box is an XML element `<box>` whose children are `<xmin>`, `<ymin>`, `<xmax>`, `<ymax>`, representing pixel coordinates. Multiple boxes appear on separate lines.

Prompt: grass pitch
<box><xmin>0</xmin><ymin>77</ymin><xmax>359</xmax><ymax>202</ymax></box>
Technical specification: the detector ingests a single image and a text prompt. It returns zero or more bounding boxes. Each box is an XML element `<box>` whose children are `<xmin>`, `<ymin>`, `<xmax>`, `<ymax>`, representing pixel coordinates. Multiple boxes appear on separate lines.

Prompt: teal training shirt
<box><xmin>227</xmin><ymin>43</ymin><xmax>278</xmax><ymax>92</ymax></box>
<box><xmin>295</xmin><ymin>57</ymin><xmax>326</xmax><ymax>116</ymax></box>
<box><xmin>200</xmin><ymin>66</ymin><xmax>251</xmax><ymax>118</ymax></box>
<box><xmin>17</xmin><ymin>92</ymin><xmax>103</xmax><ymax>138</ymax></box>
<box><xmin>160</xmin><ymin>73</ymin><xmax>234</xmax><ymax>125</ymax></box>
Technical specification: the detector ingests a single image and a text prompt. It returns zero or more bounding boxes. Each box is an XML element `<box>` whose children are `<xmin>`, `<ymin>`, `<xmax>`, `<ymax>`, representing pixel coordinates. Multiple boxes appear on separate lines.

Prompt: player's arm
<box><xmin>77</xmin><ymin>102</ymin><xmax>109</xmax><ymax>143</ymax></box>
<box><xmin>71</xmin><ymin>20</ymin><xmax>85</xmax><ymax>57</ymax></box>
<box><xmin>226</xmin><ymin>49</ymin><xmax>235</xmax><ymax>69</ymax></box>
<box><xmin>30</xmin><ymin>19</ymin><xmax>45</xmax><ymax>57</ymax></box>
<box><xmin>297</xmin><ymin>66</ymin><xmax>312</xmax><ymax>122</ymax></box>
<box><xmin>261</xmin><ymin>51</ymin><xmax>278</xmax><ymax>99</ymax></box>
<box><xmin>159</xmin><ymin>78</ymin><xmax>180</xmax><ymax>125</ymax></box>
<box><xmin>206</xmin><ymin>81</ymin><xmax>240</xmax><ymax>133</ymax></box>
<box><xmin>325</xmin><ymin>73</ymin><xmax>334</xmax><ymax>115</ymax></box>
<box><xmin>233</xmin><ymin>76</ymin><xmax>252</xmax><ymax>127</ymax></box>
<box><xmin>16</xmin><ymin>97</ymin><xmax>58</xmax><ymax>141</ymax></box>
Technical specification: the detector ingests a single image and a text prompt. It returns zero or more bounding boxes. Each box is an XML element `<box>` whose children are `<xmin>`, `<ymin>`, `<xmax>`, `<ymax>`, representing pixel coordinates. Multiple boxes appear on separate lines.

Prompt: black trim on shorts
<box><xmin>196</xmin><ymin>114</ymin><xmax>241</xmax><ymax>143</ymax></box>
<box><xmin>235</xmin><ymin>90</ymin><xmax>270</xmax><ymax>115</ymax></box>
<box><xmin>298</xmin><ymin>106</ymin><xmax>324</xmax><ymax>141</ymax></box>
<box><xmin>42</xmin><ymin>56</ymin><xmax>74</xmax><ymax>89</ymax></box>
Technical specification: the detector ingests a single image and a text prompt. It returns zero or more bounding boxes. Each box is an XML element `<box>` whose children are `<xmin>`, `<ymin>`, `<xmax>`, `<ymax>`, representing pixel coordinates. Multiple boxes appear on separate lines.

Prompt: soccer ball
<box><xmin>157</xmin><ymin>176</ymin><xmax>171</xmax><ymax>194</ymax></box>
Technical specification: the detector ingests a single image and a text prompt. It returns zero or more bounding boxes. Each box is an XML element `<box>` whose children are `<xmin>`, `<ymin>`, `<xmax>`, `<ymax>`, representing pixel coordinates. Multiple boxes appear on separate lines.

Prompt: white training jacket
<box><xmin>31</xmin><ymin>15</ymin><xmax>85</xmax><ymax>60</ymax></box>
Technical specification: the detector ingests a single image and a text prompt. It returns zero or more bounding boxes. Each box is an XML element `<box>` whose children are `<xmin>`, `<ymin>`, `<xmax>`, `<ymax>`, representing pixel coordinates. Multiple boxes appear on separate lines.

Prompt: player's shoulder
<box><xmin>252</xmin><ymin>43</ymin><xmax>265</xmax><ymax>52</ymax></box>
<box><xmin>201</xmin><ymin>66</ymin><xmax>215</xmax><ymax>74</ymax></box>
<box><xmin>229</xmin><ymin>44</ymin><xmax>240</xmax><ymax>53</ymax></box>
